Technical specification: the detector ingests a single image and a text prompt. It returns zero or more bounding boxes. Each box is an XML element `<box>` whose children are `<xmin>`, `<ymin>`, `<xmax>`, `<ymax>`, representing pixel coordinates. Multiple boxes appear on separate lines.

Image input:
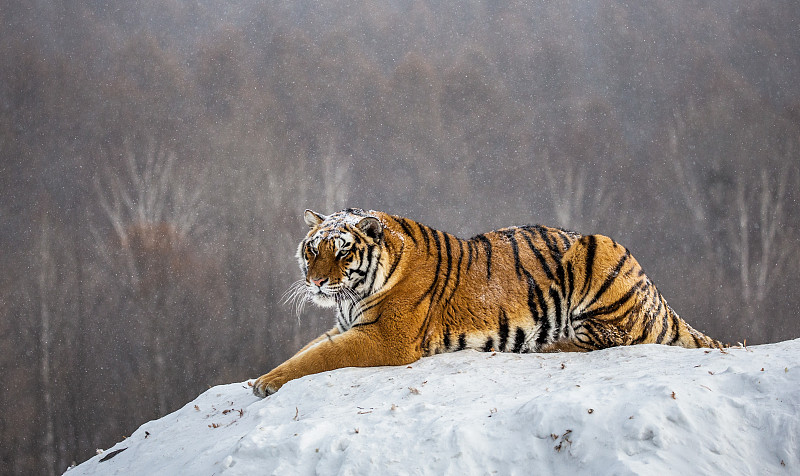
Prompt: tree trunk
<box><xmin>37</xmin><ymin>217</ymin><xmax>57</xmax><ymax>476</ymax></box>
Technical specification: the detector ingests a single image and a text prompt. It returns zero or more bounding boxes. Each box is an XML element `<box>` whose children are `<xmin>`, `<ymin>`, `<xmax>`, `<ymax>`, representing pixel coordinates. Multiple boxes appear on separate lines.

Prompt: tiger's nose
<box><xmin>310</xmin><ymin>277</ymin><xmax>327</xmax><ymax>287</ymax></box>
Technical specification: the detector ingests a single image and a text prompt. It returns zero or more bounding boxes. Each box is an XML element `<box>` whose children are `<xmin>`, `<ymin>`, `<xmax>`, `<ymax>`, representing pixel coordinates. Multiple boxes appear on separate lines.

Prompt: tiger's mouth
<box><xmin>308</xmin><ymin>282</ymin><xmax>339</xmax><ymax>307</ymax></box>
<box><xmin>308</xmin><ymin>281</ymin><xmax>364</xmax><ymax>314</ymax></box>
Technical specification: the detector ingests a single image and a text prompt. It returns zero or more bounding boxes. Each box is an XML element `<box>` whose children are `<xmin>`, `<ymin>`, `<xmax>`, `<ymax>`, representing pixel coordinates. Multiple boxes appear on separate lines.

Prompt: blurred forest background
<box><xmin>1</xmin><ymin>0</ymin><xmax>799</xmax><ymax>473</ymax></box>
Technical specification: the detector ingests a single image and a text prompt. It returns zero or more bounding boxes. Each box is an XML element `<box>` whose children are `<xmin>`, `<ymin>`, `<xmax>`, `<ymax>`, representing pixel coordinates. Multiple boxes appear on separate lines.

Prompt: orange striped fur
<box><xmin>253</xmin><ymin>208</ymin><xmax>724</xmax><ymax>396</ymax></box>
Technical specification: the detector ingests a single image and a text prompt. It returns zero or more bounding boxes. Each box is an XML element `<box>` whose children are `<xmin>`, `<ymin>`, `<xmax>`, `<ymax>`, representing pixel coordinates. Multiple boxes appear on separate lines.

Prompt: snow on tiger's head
<box><xmin>301</xmin><ymin>208</ymin><xmax>383</xmax><ymax>251</ymax></box>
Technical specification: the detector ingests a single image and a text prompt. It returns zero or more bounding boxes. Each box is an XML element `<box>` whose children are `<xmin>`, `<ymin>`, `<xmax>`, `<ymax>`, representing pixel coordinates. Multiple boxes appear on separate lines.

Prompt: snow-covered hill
<box><xmin>67</xmin><ymin>340</ymin><xmax>800</xmax><ymax>476</ymax></box>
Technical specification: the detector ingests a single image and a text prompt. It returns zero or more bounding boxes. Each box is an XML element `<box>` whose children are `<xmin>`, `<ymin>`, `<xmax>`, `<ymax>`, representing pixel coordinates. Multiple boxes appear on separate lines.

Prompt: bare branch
<box><xmin>541</xmin><ymin>149</ymin><xmax>612</xmax><ymax>231</ymax></box>
<box><xmin>92</xmin><ymin>140</ymin><xmax>206</xmax><ymax>281</ymax></box>
<box><xmin>733</xmin><ymin>177</ymin><xmax>750</xmax><ymax>303</ymax></box>
<box><xmin>668</xmin><ymin>109</ymin><xmax>711</xmax><ymax>251</ymax></box>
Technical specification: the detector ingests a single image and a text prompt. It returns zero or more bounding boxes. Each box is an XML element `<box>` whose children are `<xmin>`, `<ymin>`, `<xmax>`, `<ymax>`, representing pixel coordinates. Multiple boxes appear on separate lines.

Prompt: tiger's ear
<box><xmin>304</xmin><ymin>209</ymin><xmax>327</xmax><ymax>227</ymax></box>
<box><xmin>357</xmin><ymin>216</ymin><xmax>383</xmax><ymax>242</ymax></box>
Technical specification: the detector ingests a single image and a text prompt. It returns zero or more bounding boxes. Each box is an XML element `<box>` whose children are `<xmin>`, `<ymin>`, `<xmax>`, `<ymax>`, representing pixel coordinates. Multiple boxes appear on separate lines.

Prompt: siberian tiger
<box><xmin>253</xmin><ymin>208</ymin><xmax>724</xmax><ymax>397</ymax></box>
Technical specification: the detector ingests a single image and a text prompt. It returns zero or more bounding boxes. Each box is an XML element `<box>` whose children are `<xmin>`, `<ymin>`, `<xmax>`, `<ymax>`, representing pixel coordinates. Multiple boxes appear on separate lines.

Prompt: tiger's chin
<box><xmin>310</xmin><ymin>293</ymin><xmax>337</xmax><ymax>308</ymax></box>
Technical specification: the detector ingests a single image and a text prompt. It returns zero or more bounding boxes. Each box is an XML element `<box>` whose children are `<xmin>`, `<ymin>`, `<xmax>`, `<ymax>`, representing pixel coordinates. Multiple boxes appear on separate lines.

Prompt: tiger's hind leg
<box><xmin>538</xmin><ymin>339</ymin><xmax>592</xmax><ymax>353</ymax></box>
<box><xmin>559</xmin><ymin>234</ymin><xmax>724</xmax><ymax>350</ymax></box>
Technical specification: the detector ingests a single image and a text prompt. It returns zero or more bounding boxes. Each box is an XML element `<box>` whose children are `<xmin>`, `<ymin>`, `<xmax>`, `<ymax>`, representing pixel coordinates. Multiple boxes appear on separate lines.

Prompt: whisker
<box><xmin>281</xmin><ymin>279</ymin><xmax>311</xmax><ymax>320</ymax></box>
<box><xmin>281</xmin><ymin>279</ymin><xmax>305</xmax><ymax>303</ymax></box>
<box><xmin>339</xmin><ymin>286</ymin><xmax>363</xmax><ymax>326</ymax></box>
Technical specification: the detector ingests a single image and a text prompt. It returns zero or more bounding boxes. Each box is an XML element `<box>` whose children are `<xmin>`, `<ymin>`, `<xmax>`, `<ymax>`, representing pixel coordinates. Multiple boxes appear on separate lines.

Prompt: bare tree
<box><xmin>540</xmin><ymin>150</ymin><xmax>615</xmax><ymax>232</ymax></box>
<box><xmin>730</xmin><ymin>166</ymin><xmax>794</xmax><ymax>309</ymax></box>
<box><xmin>92</xmin><ymin>141</ymin><xmax>206</xmax><ymax>415</ymax></box>
<box><xmin>670</xmin><ymin>110</ymin><xmax>798</xmax><ymax>340</ymax></box>
<box><xmin>668</xmin><ymin>109</ymin><xmax>715</xmax><ymax>252</ymax></box>
<box><xmin>36</xmin><ymin>215</ymin><xmax>57</xmax><ymax>476</ymax></box>
<box><xmin>93</xmin><ymin>142</ymin><xmax>205</xmax><ymax>289</ymax></box>
<box><xmin>322</xmin><ymin>139</ymin><xmax>351</xmax><ymax>212</ymax></box>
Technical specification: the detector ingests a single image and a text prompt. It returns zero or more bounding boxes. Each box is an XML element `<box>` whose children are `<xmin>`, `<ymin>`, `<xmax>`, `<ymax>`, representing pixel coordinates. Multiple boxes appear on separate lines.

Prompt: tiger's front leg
<box><xmin>252</xmin><ymin>326</ymin><xmax>421</xmax><ymax>397</ymax></box>
<box><xmin>292</xmin><ymin>327</ymin><xmax>340</xmax><ymax>357</ymax></box>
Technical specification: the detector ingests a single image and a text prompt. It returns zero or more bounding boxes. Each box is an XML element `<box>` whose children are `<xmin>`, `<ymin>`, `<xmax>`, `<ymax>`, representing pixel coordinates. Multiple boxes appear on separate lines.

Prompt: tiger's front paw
<box><xmin>252</xmin><ymin>372</ymin><xmax>285</xmax><ymax>398</ymax></box>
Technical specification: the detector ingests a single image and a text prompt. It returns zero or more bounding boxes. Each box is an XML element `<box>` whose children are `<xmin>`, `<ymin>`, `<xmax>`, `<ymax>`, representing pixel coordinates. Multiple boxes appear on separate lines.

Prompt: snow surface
<box><xmin>67</xmin><ymin>340</ymin><xmax>800</xmax><ymax>476</ymax></box>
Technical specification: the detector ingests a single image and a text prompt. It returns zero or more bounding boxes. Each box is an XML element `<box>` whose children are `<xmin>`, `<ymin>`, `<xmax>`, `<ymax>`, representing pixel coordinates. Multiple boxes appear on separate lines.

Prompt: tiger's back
<box><xmin>390</xmin><ymin>218</ymin><xmax>722</xmax><ymax>357</ymax></box>
<box><xmin>409</xmin><ymin>223</ymin><xmax>579</xmax><ymax>355</ymax></box>
<box><xmin>253</xmin><ymin>209</ymin><xmax>724</xmax><ymax>397</ymax></box>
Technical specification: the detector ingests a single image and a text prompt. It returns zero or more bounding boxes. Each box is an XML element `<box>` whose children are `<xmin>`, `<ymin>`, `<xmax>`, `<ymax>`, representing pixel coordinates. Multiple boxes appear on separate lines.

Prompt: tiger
<box><xmin>253</xmin><ymin>208</ymin><xmax>725</xmax><ymax>397</ymax></box>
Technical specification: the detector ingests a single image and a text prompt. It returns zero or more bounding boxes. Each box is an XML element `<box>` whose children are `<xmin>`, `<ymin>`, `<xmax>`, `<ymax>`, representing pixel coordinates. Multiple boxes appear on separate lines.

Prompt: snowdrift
<box><xmin>67</xmin><ymin>340</ymin><xmax>800</xmax><ymax>475</ymax></box>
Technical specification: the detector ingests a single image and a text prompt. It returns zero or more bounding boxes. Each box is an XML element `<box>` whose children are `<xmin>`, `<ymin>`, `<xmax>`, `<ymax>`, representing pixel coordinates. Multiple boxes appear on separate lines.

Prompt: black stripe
<box><xmin>663</xmin><ymin>308</ymin><xmax>681</xmax><ymax>345</ymax></box>
<box><xmin>560</xmin><ymin>232</ymin><xmax>574</xmax><ymax>252</ymax></box>
<box><xmin>358</xmin><ymin>281</ymin><xmax>392</xmax><ymax>314</ymax></box>
<box><xmin>394</xmin><ymin>217</ymin><xmax>418</xmax><ymax>245</ymax></box>
<box><xmin>347</xmin><ymin>268</ymin><xmax>367</xmax><ymax>278</ymax></box>
<box><xmin>525</xmin><ymin>272</ymin><xmax>545</xmax><ymax>323</ymax></box>
<box><xmin>580</xmin><ymin>236</ymin><xmax>598</xmax><ymax>300</ymax></box>
<box><xmin>348</xmin><ymin>244</ymin><xmax>370</xmax><ymax>280</ymax></box>
<box><xmin>534</xmin><ymin>226</ymin><xmax>555</xmax><ymax>254</ymax></box>
<box><xmin>532</xmin><ymin>280</ymin><xmax>550</xmax><ymax>346</ymax></box>
<box><xmin>580</xmin><ymin>323</ymin><xmax>606</xmax><ymax>348</ymax></box>
<box><xmin>553</xmin><ymin>230</ymin><xmax>573</xmax><ymax>253</ymax></box>
<box><xmin>550</xmin><ymin>287</ymin><xmax>563</xmax><ymax>340</ymax></box>
<box><xmin>505</xmin><ymin>229</ymin><xmax>524</xmax><ymax>279</ymax></box>
<box><xmin>457</xmin><ymin>333</ymin><xmax>467</xmax><ymax>351</ymax></box>
<box><xmin>351</xmin><ymin>310</ymin><xmax>382</xmax><ymax>328</ymax></box>
<box><xmin>498</xmin><ymin>309</ymin><xmax>509</xmax><ymax>352</ymax></box>
<box><xmin>335</xmin><ymin>290</ymin><xmax>355</xmax><ymax>327</ymax></box>
<box><xmin>443</xmin><ymin>326</ymin><xmax>452</xmax><ymax>350</ymax></box>
<box><xmin>414</xmin><ymin>229</ymin><xmax>443</xmax><ymax>307</ymax></box>
<box><xmin>418</xmin><ymin>221</ymin><xmax>431</xmax><ymax>252</ymax></box>
<box><xmin>359</xmin><ymin>297</ymin><xmax>383</xmax><ymax>314</ymax></box>
<box><xmin>632</xmin><ymin>310</ymin><xmax>657</xmax><ymax>345</ymax></box>
<box><xmin>383</xmin><ymin>241</ymin><xmax>404</xmax><ymax>284</ymax></box>
<box><xmin>416</xmin><ymin>314</ymin><xmax>434</xmax><ymax>347</ymax></box>
<box><xmin>578</xmin><ymin>279</ymin><xmax>645</xmax><ymax>321</ymax></box>
<box><xmin>690</xmin><ymin>331</ymin><xmax>703</xmax><ymax>348</ymax></box>
<box><xmin>561</xmin><ymin>227</ymin><xmax>581</xmax><ymax>243</ymax></box>
<box><xmin>565</xmin><ymin>262</ymin><xmax>575</xmax><ymax>313</ymax></box>
<box><xmin>442</xmin><ymin>239</ymin><xmax>465</xmax><ymax>309</ymax></box>
<box><xmin>556</xmin><ymin>258</ymin><xmax>567</xmax><ymax>298</ymax></box>
<box><xmin>633</xmin><ymin>289</ymin><xmax>662</xmax><ymax>343</ymax></box>
<box><xmin>536</xmin><ymin>226</ymin><xmax>565</xmax><ymax>262</ymax></box>
<box><xmin>466</xmin><ymin>240</ymin><xmax>474</xmax><ymax>271</ymax></box>
<box><xmin>483</xmin><ymin>337</ymin><xmax>495</xmax><ymax>352</ymax></box>
<box><xmin>336</xmin><ymin>300</ymin><xmax>345</xmax><ymax>324</ymax></box>
<box><xmin>552</xmin><ymin>229</ymin><xmax>572</xmax><ymax>255</ymax></box>
<box><xmin>654</xmin><ymin>297</ymin><xmax>671</xmax><ymax>344</ymax></box>
<box><xmin>433</xmin><ymin>231</ymin><xmax>454</xmax><ymax>304</ymax></box>
<box><xmin>585</xmin><ymin>249</ymin><xmax>631</xmax><ymax>309</ymax></box>
<box><xmin>573</xmin><ymin>341</ymin><xmax>596</xmax><ymax>351</ymax></box>
<box><xmin>336</xmin><ymin>308</ymin><xmax>348</xmax><ymax>331</ymax></box>
<box><xmin>513</xmin><ymin>327</ymin><xmax>526</xmax><ymax>353</ymax></box>
<box><xmin>476</xmin><ymin>235</ymin><xmax>493</xmax><ymax>280</ymax></box>
<box><xmin>348</xmin><ymin>297</ymin><xmax>359</xmax><ymax>324</ymax></box>
<box><xmin>381</xmin><ymin>234</ymin><xmax>395</xmax><ymax>260</ymax></box>
<box><xmin>362</xmin><ymin>245</ymin><xmax>379</xmax><ymax>294</ymax></box>
<box><xmin>520</xmin><ymin>231</ymin><xmax>555</xmax><ymax>281</ymax></box>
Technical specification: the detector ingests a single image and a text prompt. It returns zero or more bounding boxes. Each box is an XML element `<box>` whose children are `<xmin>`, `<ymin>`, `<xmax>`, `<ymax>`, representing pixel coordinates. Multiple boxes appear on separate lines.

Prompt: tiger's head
<box><xmin>288</xmin><ymin>208</ymin><xmax>385</xmax><ymax>314</ymax></box>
